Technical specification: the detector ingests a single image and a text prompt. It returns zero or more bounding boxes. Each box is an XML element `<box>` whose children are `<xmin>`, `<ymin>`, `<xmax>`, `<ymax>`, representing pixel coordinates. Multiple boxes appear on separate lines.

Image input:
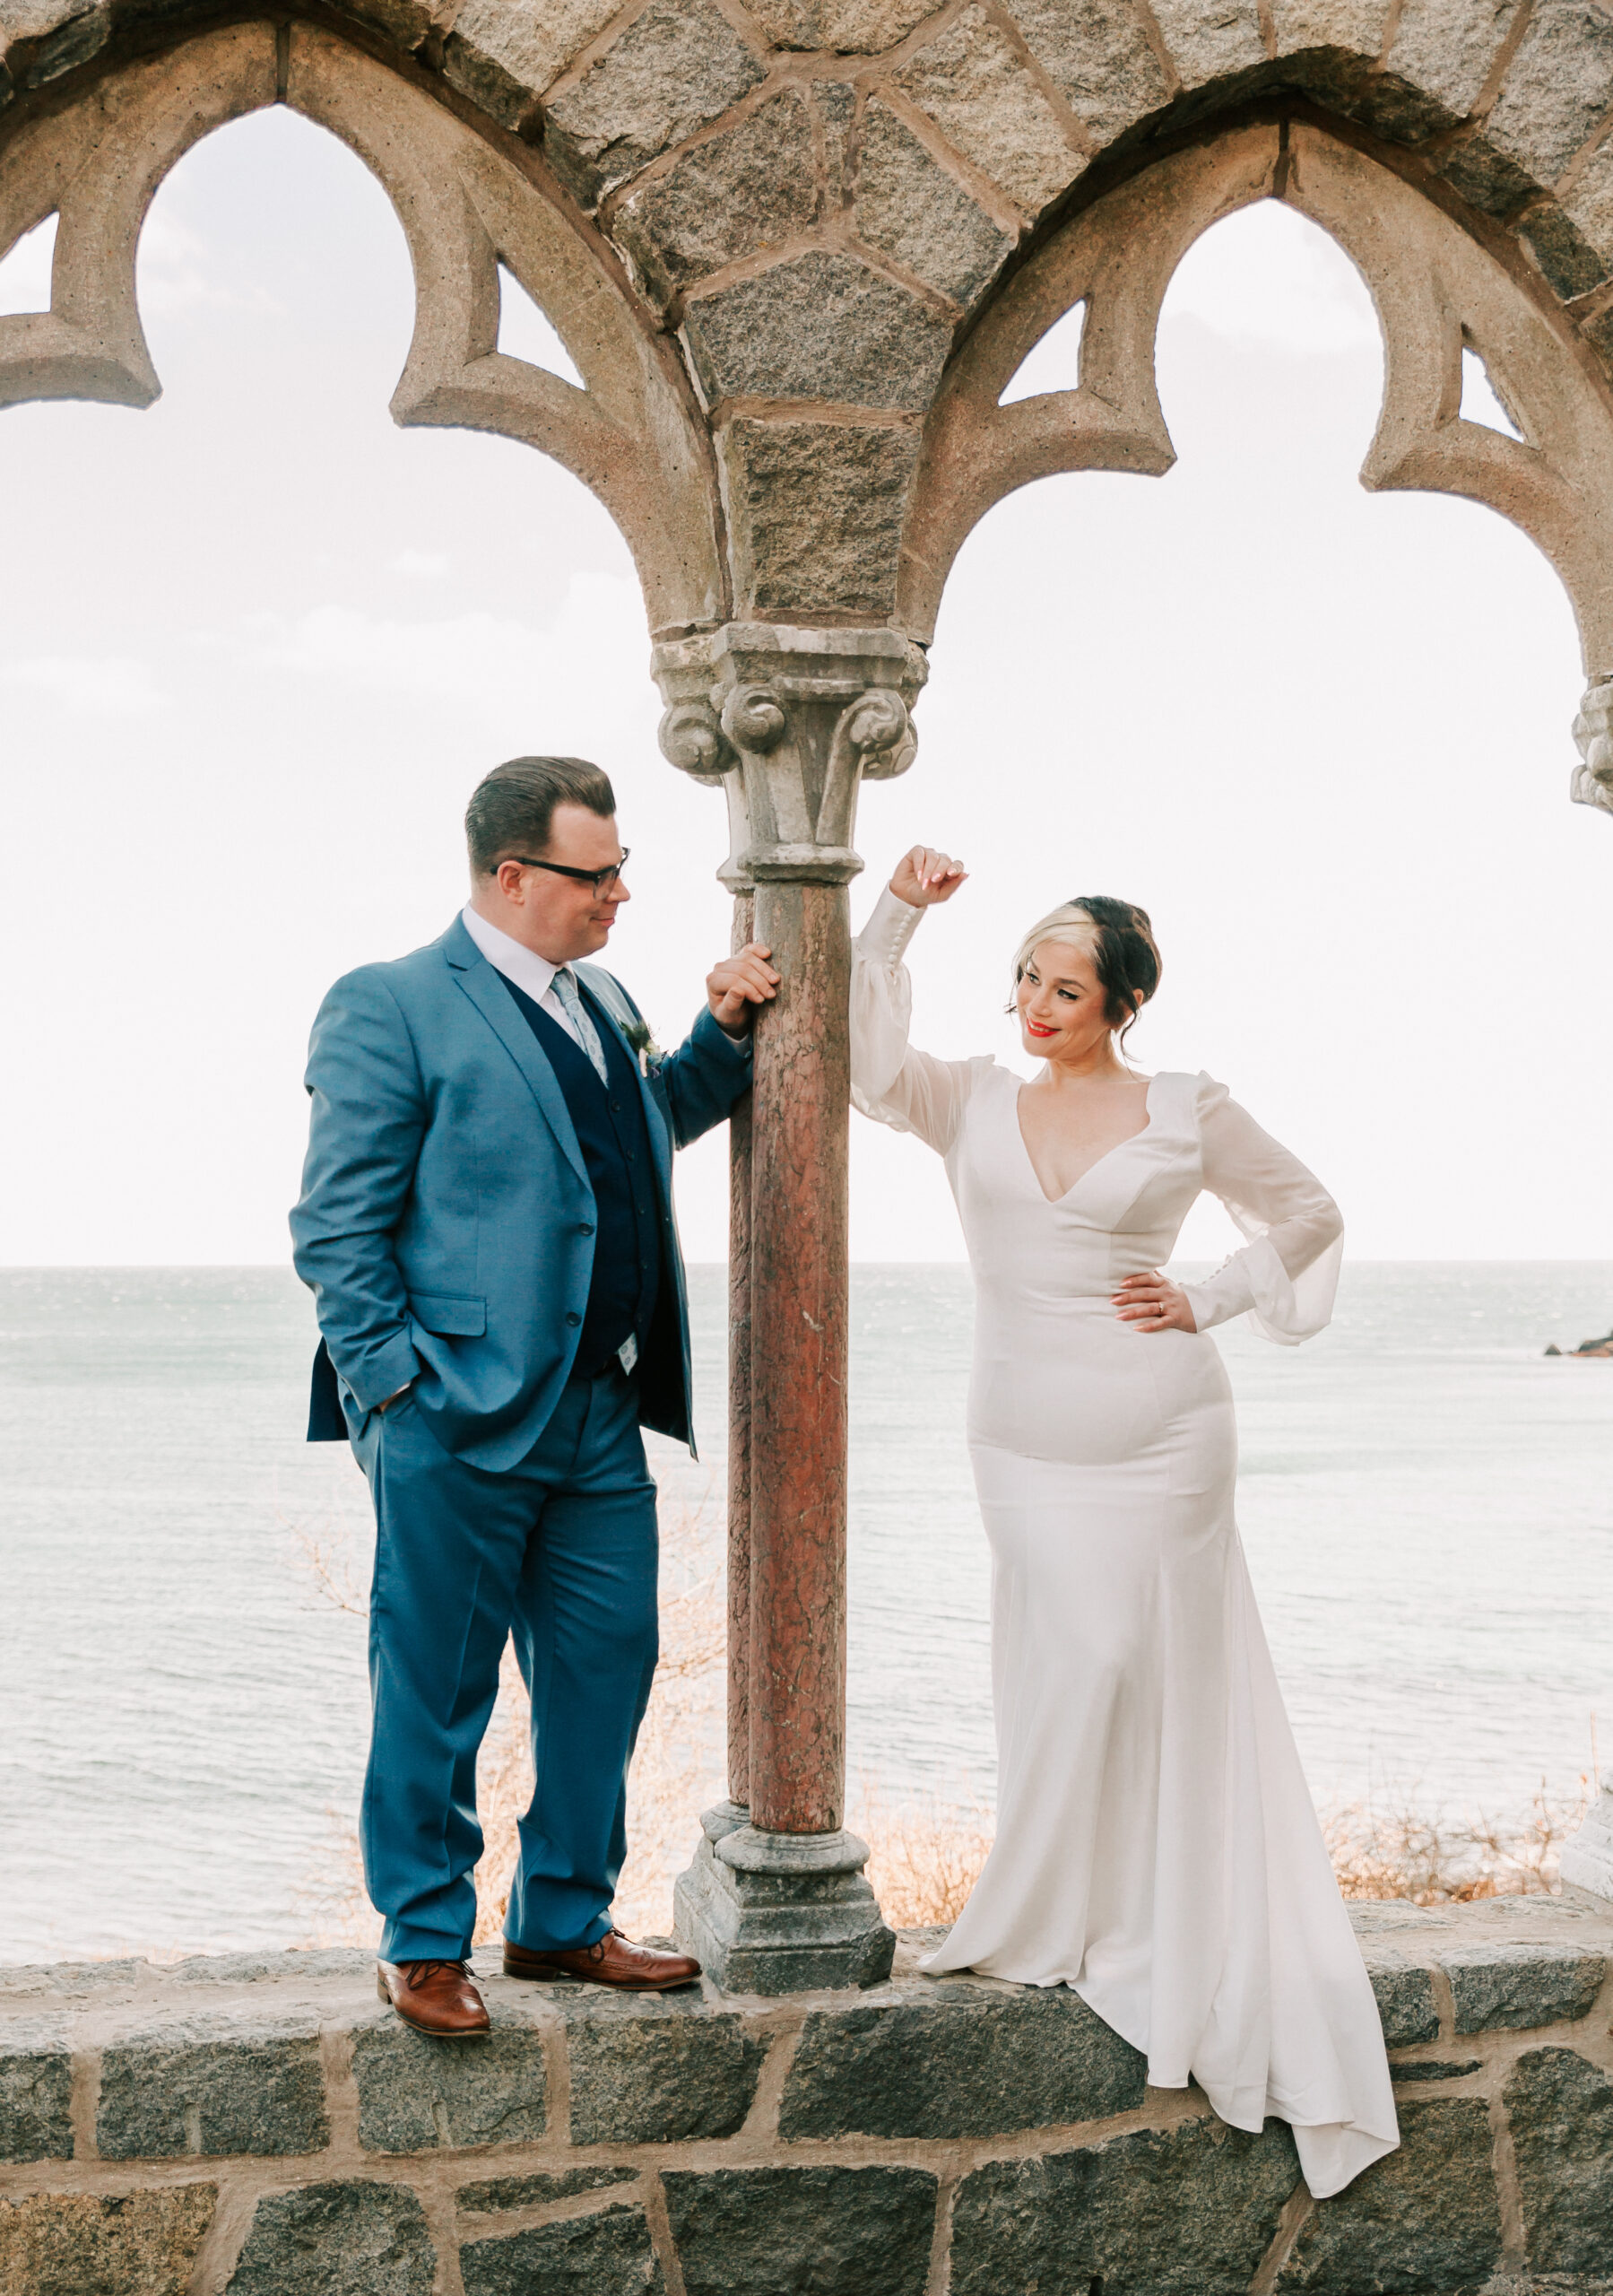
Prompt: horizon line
<box><xmin>3</xmin><ymin>1257</ymin><xmax>1612</xmax><ymax>1273</ymax></box>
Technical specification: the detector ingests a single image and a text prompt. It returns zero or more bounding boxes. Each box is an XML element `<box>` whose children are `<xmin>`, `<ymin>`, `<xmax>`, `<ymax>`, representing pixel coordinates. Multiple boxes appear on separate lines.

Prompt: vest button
<box><xmin>578</xmin><ymin>1222</ymin><xmax>594</xmax><ymax>1235</ymax></box>
<box><xmin>610</xmin><ymin>1100</ymin><xmax>621</xmax><ymax>1112</ymax></box>
<box><xmin>566</xmin><ymin>1311</ymin><xmax>582</xmax><ymax>1327</ymax></box>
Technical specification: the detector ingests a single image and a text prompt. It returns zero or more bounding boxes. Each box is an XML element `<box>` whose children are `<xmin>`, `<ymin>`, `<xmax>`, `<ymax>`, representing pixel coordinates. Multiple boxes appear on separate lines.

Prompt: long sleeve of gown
<box><xmin>850</xmin><ymin>887</ymin><xmax>990</xmax><ymax>1156</ymax></box>
<box><xmin>1177</xmin><ymin>1075</ymin><xmax>1343</xmax><ymax>1346</ymax></box>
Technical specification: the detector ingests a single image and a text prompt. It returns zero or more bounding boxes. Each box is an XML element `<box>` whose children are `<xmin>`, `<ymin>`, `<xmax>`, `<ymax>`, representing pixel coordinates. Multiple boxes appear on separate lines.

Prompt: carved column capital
<box><xmin>1573</xmin><ymin>675</ymin><xmax>1613</xmax><ymax>814</ymax></box>
<box><xmin>653</xmin><ymin>623</ymin><xmax>928</xmax><ymax>887</ymax></box>
<box><xmin>656</xmin><ymin>698</ymin><xmax>733</xmax><ymax>786</ymax></box>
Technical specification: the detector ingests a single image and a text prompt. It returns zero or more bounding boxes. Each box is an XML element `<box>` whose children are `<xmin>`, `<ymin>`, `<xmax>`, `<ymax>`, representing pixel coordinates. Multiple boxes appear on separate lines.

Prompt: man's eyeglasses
<box><xmin>512</xmin><ymin>850</ymin><xmax>630</xmax><ymax>897</ymax></box>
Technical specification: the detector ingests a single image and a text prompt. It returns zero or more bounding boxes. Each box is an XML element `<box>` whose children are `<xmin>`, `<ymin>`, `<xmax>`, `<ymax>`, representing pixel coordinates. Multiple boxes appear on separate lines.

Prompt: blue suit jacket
<box><xmin>290</xmin><ymin>916</ymin><xmax>751</xmax><ymax>1472</ymax></box>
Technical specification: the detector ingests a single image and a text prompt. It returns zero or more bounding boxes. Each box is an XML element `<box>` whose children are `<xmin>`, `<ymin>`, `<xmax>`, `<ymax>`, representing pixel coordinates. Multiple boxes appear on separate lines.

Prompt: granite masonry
<box><xmin>4</xmin><ymin>1898</ymin><xmax>1613</xmax><ymax>2294</ymax></box>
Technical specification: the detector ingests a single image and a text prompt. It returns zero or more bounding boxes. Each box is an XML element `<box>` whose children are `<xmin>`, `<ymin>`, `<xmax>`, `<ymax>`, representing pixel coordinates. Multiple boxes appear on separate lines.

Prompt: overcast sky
<box><xmin>0</xmin><ymin>107</ymin><xmax>1601</xmax><ymax>1264</ymax></box>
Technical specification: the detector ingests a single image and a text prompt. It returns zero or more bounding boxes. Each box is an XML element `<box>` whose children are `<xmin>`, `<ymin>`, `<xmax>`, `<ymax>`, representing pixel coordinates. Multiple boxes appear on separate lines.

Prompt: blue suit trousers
<box><xmin>351</xmin><ymin>1361</ymin><xmax>659</xmax><ymax>1963</ymax></box>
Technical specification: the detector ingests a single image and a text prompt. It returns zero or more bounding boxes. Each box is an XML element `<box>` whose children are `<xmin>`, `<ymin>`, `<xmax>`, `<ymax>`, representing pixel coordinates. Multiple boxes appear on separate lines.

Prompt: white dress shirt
<box><xmin>460</xmin><ymin>903</ymin><xmax>586</xmax><ymax>1051</ymax></box>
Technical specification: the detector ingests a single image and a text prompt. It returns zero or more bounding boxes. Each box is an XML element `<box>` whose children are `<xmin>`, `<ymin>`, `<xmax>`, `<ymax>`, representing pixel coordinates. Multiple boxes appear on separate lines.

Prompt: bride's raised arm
<box><xmin>850</xmin><ymin>847</ymin><xmax>989</xmax><ymax>1156</ymax></box>
<box><xmin>1176</xmin><ymin>1079</ymin><xmax>1345</xmax><ymax>1347</ymax></box>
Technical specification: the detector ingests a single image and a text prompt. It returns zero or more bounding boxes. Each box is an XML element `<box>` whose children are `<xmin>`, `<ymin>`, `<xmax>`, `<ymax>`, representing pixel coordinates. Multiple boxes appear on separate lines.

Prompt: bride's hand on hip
<box><xmin>890</xmin><ymin>846</ymin><xmax>967</xmax><ymax>907</ymax></box>
<box><xmin>1113</xmin><ymin>1271</ymin><xmax>1198</xmax><ymax>1334</ymax></box>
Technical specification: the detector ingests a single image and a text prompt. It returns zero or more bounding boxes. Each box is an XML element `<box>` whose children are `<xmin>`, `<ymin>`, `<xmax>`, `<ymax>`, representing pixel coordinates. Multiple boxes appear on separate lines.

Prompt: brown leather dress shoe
<box><xmin>377</xmin><ymin>1958</ymin><xmax>490</xmax><ymax>2038</ymax></box>
<box><xmin>503</xmin><ymin>1928</ymin><xmax>701</xmax><ymax>1990</ymax></box>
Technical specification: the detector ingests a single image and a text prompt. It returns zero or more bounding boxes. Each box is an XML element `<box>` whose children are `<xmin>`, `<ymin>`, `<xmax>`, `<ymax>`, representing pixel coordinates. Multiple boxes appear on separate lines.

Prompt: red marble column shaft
<box><xmin>725</xmin><ymin>887</ymin><xmax>755</xmax><ymax>1811</ymax></box>
<box><xmin>745</xmin><ymin>878</ymin><xmax>851</xmax><ymax>1836</ymax></box>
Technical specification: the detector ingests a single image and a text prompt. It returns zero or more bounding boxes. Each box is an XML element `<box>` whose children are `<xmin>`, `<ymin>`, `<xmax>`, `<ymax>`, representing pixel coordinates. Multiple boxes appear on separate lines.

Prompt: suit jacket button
<box><xmin>578</xmin><ymin>1222</ymin><xmax>594</xmax><ymax>1235</ymax></box>
<box><xmin>566</xmin><ymin>1311</ymin><xmax>582</xmax><ymax>1327</ymax></box>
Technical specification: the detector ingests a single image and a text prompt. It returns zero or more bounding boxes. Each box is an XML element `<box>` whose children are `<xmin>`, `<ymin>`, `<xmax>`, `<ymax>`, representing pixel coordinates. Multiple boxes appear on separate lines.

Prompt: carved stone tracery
<box><xmin>7</xmin><ymin>15</ymin><xmax>1613</xmax><ymax>802</ymax></box>
<box><xmin>0</xmin><ymin>20</ymin><xmax>724</xmax><ymax>636</ymax></box>
<box><xmin>899</xmin><ymin>121</ymin><xmax>1613</xmax><ymax>815</ymax></box>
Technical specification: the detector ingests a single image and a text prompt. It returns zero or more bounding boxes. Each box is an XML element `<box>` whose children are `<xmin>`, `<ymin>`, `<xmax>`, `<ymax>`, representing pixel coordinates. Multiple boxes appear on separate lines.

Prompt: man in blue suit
<box><xmin>291</xmin><ymin>755</ymin><xmax>776</xmax><ymax>2037</ymax></box>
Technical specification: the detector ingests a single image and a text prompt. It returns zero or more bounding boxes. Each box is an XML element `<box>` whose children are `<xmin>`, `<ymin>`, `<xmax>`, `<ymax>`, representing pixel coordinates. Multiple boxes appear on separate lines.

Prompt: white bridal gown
<box><xmin>851</xmin><ymin>889</ymin><xmax>1398</xmax><ymax>2199</ymax></box>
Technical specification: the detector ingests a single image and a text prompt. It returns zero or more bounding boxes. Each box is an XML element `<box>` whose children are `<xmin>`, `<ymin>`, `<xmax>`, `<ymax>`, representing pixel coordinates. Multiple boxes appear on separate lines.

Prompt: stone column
<box><xmin>724</xmin><ymin>884</ymin><xmax>756</xmax><ymax>1818</ymax></box>
<box><xmin>657</xmin><ymin>674</ymin><xmax>758</xmax><ymax>1848</ymax></box>
<box><xmin>1572</xmin><ymin>674</ymin><xmax>1613</xmax><ymax>813</ymax></box>
<box><xmin>655</xmin><ymin>622</ymin><xmax>924</xmax><ymax>1994</ymax></box>
<box><xmin>1561</xmin><ymin>1784</ymin><xmax>1613</xmax><ymax>1904</ymax></box>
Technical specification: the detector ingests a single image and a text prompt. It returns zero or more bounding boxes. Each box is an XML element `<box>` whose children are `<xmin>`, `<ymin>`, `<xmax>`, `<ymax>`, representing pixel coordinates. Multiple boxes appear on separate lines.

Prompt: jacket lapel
<box><xmin>442</xmin><ymin>918</ymin><xmax>588</xmax><ymax>1187</ymax></box>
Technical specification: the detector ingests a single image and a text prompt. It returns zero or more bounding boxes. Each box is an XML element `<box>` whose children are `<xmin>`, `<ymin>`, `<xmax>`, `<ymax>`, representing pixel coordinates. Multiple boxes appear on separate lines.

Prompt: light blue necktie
<box><xmin>551</xmin><ymin>967</ymin><xmax>610</xmax><ymax>1086</ymax></box>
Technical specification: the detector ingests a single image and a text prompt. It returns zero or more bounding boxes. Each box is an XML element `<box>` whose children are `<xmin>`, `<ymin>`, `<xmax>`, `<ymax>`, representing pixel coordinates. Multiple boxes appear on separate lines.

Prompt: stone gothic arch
<box><xmin>900</xmin><ymin>115</ymin><xmax>1613</xmax><ymax>814</ymax></box>
<box><xmin>0</xmin><ymin>20</ymin><xmax>726</xmax><ymax>633</ymax></box>
<box><xmin>6</xmin><ymin>0</ymin><xmax>1613</xmax><ymax>1979</ymax></box>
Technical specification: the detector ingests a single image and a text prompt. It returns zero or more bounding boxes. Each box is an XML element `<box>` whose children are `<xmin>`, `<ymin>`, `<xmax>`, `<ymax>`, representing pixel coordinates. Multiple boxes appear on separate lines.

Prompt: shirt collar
<box><xmin>460</xmin><ymin>903</ymin><xmax>563</xmax><ymax>1006</ymax></box>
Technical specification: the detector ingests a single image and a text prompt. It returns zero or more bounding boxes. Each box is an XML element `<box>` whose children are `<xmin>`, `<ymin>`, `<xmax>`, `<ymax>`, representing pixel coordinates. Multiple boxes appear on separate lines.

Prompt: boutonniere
<box><xmin>620</xmin><ymin>1015</ymin><xmax>663</xmax><ymax>1079</ymax></box>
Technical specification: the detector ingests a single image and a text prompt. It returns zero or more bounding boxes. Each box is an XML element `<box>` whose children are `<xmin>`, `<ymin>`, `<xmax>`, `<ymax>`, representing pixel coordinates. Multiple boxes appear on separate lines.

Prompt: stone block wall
<box><xmin>4</xmin><ymin>1897</ymin><xmax>1613</xmax><ymax>2292</ymax></box>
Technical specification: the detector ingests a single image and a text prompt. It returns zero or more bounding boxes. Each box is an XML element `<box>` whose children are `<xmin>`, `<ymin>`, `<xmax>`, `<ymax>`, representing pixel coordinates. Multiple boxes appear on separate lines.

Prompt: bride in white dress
<box><xmin>850</xmin><ymin>844</ymin><xmax>1398</xmax><ymax>2200</ymax></box>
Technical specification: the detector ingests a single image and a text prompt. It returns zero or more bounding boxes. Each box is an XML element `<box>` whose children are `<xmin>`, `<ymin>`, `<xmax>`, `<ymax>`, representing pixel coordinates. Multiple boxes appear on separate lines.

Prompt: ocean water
<box><xmin>2</xmin><ymin>1263</ymin><xmax>1610</xmax><ymax>1961</ymax></box>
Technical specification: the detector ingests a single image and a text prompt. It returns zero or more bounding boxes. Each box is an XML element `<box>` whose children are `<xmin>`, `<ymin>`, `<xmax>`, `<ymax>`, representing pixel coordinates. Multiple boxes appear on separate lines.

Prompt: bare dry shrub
<box><xmin>465</xmin><ymin>1506</ymin><xmax>725</xmax><ymax>1944</ymax></box>
<box><xmin>853</xmin><ymin>1778</ymin><xmax>994</xmax><ymax>1928</ymax></box>
<box><xmin>290</xmin><ymin>1509</ymin><xmax>1595</xmax><ymax>1938</ymax></box>
<box><xmin>1322</xmin><ymin>1778</ymin><xmax>1591</xmax><ymax>1904</ymax></box>
<box><xmin>291</xmin><ymin>1493</ymin><xmax>725</xmax><ymax>1948</ymax></box>
<box><xmin>611</xmin><ymin>1545</ymin><xmax>727</xmax><ymax>1935</ymax></box>
<box><xmin>290</xmin><ymin>1528</ymin><xmax>369</xmax><ymax>1620</ymax></box>
<box><xmin>294</xmin><ymin>1811</ymin><xmax>372</xmax><ymax>1948</ymax></box>
<box><xmin>853</xmin><ymin>1770</ymin><xmax>1597</xmax><ymax>1928</ymax></box>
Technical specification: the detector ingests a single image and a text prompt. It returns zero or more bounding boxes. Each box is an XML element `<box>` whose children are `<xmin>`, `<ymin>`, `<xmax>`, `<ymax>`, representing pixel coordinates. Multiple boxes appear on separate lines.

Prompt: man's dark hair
<box><xmin>465</xmin><ymin>756</ymin><xmax>616</xmax><ymax>876</ymax></box>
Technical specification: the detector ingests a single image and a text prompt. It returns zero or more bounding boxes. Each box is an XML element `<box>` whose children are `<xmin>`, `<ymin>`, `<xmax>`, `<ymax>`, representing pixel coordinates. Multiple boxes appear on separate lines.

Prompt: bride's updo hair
<box><xmin>1010</xmin><ymin>896</ymin><xmax>1162</xmax><ymax>1047</ymax></box>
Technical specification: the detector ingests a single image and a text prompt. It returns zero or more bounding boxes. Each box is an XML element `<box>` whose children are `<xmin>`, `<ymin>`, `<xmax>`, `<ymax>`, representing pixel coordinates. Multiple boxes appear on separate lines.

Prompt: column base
<box><xmin>1560</xmin><ymin>1779</ymin><xmax>1613</xmax><ymax>1904</ymax></box>
<box><xmin>673</xmin><ymin>1803</ymin><xmax>897</xmax><ymax>1996</ymax></box>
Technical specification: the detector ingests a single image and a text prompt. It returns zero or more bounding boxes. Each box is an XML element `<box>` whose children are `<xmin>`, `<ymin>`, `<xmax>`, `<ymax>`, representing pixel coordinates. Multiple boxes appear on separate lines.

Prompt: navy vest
<box><xmin>499</xmin><ymin>973</ymin><xmax>661</xmax><ymax>1377</ymax></box>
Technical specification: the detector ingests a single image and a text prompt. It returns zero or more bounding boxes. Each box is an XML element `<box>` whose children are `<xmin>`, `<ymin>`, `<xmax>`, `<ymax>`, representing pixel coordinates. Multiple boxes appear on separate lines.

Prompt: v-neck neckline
<box><xmin>1013</xmin><ymin>1072</ymin><xmax>1158</xmax><ymax>1206</ymax></box>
